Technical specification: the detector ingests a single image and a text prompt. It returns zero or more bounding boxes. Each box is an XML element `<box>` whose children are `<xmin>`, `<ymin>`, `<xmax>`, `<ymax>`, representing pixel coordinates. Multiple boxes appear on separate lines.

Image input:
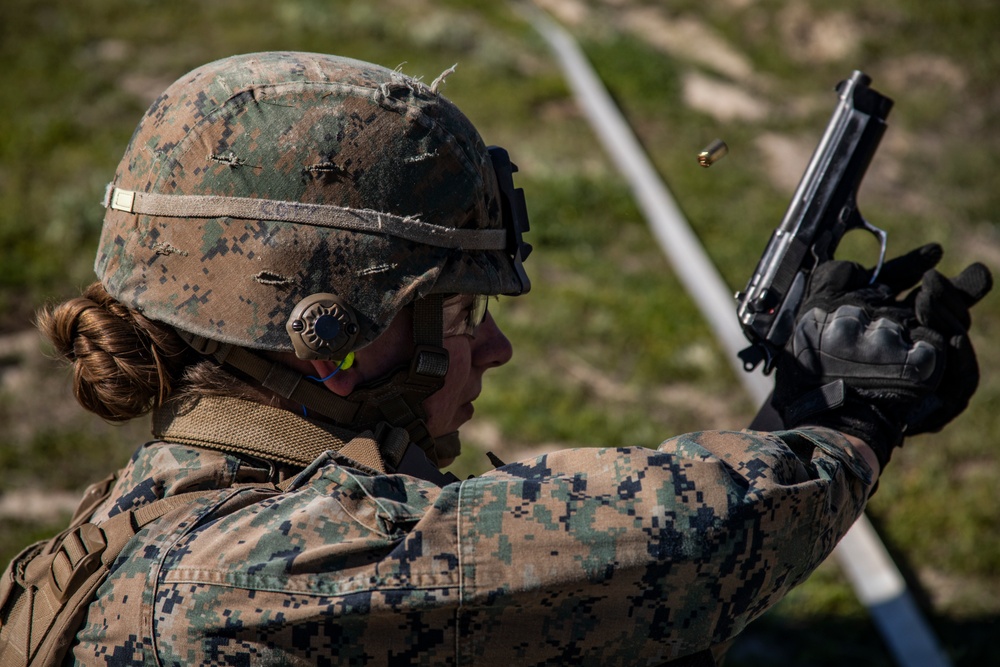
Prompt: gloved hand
<box><xmin>771</xmin><ymin>244</ymin><xmax>991</xmax><ymax>469</ymax></box>
<box><xmin>905</xmin><ymin>262</ymin><xmax>992</xmax><ymax>434</ymax></box>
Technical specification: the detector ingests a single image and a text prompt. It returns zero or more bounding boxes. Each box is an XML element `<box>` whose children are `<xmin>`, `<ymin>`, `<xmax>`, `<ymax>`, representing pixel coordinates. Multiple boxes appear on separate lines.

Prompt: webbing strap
<box><xmin>177</xmin><ymin>331</ymin><xmax>362</xmax><ymax>425</ymax></box>
<box><xmin>413</xmin><ymin>294</ymin><xmax>444</xmax><ymax>347</ymax></box>
<box><xmin>371</xmin><ymin>423</ymin><xmax>411</xmax><ymax>469</ymax></box>
<box><xmin>223</xmin><ymin>345</ymin><xmax>361</xmax><ymax>424</ymax></box>
<box><xmin>336</xmin><ymin>437</ymin><xmax>387</xmax><ymax>473</ymax></box>
<box><xmin>0</xmin><ymin>485</ymin><xmax>223</xmax><ymax>667</ymax></box>
<box><xmin>175</xmin><ymin>306</ymin><xmax>446</xmax><ymax>478</ymax></box>
<box><xmin>152</xmin><ymin>396</ymin><xmax>375</xmax><ymax>469</ymax></box>
<box><xmin>104</xmin><ymin>186</ymin><xmax>508</xmax><ymax>250</ymax></box>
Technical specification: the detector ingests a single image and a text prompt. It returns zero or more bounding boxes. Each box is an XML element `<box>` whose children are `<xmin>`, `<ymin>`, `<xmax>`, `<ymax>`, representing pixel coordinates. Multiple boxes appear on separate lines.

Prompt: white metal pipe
<box><xmin>525</xmin><ymin>6</ymin><xmax>951</xmax><ymax>666</ymax></box>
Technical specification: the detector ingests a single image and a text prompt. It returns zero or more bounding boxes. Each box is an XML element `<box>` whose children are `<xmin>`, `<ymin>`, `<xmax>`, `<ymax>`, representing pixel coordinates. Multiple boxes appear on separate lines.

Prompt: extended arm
<box><xmin>449</xmin><ymin>425</ymin><xmax>875</xmax><ymax>662</ymax></box>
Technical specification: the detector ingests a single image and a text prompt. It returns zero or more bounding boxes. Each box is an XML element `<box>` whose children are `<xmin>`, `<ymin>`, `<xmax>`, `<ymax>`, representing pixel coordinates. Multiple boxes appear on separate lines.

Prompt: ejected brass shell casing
<box><xmin>698</xmin><ymin>139</ymin><xmax>728</xmax><ymax>167</ymax></box>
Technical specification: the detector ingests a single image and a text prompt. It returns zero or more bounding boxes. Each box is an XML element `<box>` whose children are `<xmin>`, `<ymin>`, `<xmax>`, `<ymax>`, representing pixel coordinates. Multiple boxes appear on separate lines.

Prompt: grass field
<box><xmin>1</xmin><ymin>0</ymin><xmax>998</xmax><ymax>664</ymax></box>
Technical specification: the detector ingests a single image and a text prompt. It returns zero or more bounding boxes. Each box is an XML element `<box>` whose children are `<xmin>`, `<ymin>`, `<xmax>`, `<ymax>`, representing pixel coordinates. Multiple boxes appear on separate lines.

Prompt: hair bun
<box><xmin>37</xmin><ymin>283</ymin><xmax>188</xmax><ymax>421</ymax></box>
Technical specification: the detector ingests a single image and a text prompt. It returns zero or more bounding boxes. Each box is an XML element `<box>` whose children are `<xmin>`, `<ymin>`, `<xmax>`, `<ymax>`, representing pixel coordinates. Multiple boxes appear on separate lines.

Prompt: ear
<box><xmin>306</xmin><ymin>359</ymin><xmax>360</xmax><ymax>397</ymax></box>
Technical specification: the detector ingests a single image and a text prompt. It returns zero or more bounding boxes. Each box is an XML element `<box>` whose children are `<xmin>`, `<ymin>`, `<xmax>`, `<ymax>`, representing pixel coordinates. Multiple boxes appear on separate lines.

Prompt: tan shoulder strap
<box><xmin>0</xmin><ymin>485</ymin><xmax>222</xmax><ymax>667</ymax></box>
<box><xmin>151</xmin><ymin>395</ymin><xmax>388</xmax><ymax>471</ymax></box>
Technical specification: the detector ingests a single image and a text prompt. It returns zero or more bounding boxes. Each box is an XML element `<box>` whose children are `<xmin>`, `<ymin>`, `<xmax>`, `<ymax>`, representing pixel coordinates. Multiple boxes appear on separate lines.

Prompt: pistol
<box><xmin>736</xmin><ymin>70</ymin><xmax>895</xmax><ymax>374</ymax></box>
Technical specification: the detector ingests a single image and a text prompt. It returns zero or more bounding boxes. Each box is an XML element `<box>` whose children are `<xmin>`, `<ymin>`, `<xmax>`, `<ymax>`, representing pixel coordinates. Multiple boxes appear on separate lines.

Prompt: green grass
<box><xmin>0</xmin><ymin>428</ymin><xmax>135</xmax><ymax>495</ymax></box>
<box><xmin>1</xmin><ymin>0</ymin><xmax>998</xmax><ymax>664</ymax></box>
<box><xmin>0</xmin><ymin>518</ymin><xmax>74</xmax><ymax>564</ymax></box>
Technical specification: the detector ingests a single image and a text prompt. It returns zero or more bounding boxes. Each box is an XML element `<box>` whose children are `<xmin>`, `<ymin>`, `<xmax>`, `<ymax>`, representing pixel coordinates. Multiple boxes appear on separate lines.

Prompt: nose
<box><xmin>472</xmin><ymin>311</ymin><xmax>513</xmax><ymax>369</ymax></box>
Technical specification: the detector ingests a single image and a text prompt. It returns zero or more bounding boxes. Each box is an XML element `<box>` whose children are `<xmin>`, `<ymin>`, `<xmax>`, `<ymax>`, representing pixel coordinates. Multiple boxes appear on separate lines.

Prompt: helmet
<box><xmin>97</xmin><ymin>51</ymin><xmax>529</xmax><ymax>358</ymax></box>
<box><xmin>95</xmin><ymin>52</ymin><xmax>531</xmax><ymax>467</ymax></box>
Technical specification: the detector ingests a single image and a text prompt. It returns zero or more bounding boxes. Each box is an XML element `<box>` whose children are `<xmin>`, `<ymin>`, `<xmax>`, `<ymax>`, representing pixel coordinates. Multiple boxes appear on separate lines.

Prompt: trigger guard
<box><xmin>861</xmin><ymin>218</ymin><xmax>888</xmax><ymax>284</ymax></box>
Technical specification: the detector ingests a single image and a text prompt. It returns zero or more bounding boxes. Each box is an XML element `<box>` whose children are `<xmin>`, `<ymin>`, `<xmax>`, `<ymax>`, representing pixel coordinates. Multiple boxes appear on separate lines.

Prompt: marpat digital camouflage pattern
<box><xmin>97</xmin><ymin>52</ymin><xmax>526</xmax><ymax>354</ymax></box>
<box><xmin>68</xmin><ymin>50</ymin><xmax>877</xmax><ymax>666</ymax></box>
<box><xmin>68</xmin><ymin>396</ymin><xmax>874</xmax><ymax>666</ymax></box>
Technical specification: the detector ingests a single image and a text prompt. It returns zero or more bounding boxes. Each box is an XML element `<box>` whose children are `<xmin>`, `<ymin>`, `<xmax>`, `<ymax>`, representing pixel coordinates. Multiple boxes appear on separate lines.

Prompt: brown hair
<box><xmin>37</xmin><ymin>282</ymin><xmax>265</xmax><ymax>421</ymax></box>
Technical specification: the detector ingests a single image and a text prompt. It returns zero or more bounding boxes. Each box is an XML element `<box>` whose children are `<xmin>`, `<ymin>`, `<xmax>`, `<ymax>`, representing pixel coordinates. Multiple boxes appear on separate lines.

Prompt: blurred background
<box><xmin>1</xmin><ymin>0</ymin><xmax>997</xmax><ymax>664</ymax></box>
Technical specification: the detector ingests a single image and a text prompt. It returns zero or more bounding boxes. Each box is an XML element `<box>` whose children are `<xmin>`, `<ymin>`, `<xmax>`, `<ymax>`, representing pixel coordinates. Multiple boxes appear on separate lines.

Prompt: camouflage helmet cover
<box><xmin>96</xmin><ymin>51</ymin><xmax>529</xmax><ymax>354</ymax></box>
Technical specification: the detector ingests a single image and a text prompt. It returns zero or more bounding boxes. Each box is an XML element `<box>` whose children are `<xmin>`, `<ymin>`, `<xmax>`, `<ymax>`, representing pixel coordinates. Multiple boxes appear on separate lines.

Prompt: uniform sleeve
<box><xmin>102</xmin><ymin>429</ymin><xmax>874</xmax><ymax>665</ymax></box>
<box><xmin>447</xmin><ymin>427</ymin><xmax>874</xmax><ymax>663</ymax></box>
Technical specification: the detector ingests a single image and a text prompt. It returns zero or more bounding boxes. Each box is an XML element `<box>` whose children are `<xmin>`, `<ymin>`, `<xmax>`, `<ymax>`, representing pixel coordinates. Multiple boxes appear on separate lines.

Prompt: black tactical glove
<box><xmin>771</xmin><ymin>244</ymin><xmax>991</xmax><ymax>469</ymax></box>
<box><xmin>904</xmin><ymin>262</ymin><xmax>992</xmax><ymax>434</ymax></box>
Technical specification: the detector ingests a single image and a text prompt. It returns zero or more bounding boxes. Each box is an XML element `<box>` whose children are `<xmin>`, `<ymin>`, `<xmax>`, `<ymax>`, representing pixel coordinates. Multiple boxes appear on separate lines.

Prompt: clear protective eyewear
<box><xmin>442</xmin><ymin>294</ymin><xmax>490</xmax><ymax>338</ymax></box>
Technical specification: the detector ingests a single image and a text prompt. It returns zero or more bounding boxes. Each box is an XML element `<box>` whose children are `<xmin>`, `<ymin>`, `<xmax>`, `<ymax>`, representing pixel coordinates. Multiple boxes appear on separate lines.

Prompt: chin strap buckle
<box><xmin>410</xmin><ymin>345</ymin><xmax>449</xmax><ymax>383</ymax></box>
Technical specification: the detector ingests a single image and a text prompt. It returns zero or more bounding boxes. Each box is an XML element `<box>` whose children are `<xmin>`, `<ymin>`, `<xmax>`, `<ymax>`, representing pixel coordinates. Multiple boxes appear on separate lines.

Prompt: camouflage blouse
<box><xmin>70</xmin><ymin>399</ymin><xmax>873</xmax><ymax>666</ymax></box>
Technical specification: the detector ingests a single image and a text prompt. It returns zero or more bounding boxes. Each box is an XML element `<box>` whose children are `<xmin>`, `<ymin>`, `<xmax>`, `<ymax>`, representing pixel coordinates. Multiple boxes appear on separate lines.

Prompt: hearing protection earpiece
<box><xmin>286</xmin><ymin>293</ymin><xmax>360</xmax><ymax>361</ymax></box>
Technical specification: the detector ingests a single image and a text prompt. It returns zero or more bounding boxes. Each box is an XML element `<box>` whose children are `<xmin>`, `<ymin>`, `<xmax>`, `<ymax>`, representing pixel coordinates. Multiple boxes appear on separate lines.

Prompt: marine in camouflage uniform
<box><xmin>9</xmin><ymin>52</ymin><xmax>992</xmax><ymax>665</ymax></box>
<box><xmin>75</xmin><ymin>413</ymin><xmax>871</xmax><ymax>665</ymax></box>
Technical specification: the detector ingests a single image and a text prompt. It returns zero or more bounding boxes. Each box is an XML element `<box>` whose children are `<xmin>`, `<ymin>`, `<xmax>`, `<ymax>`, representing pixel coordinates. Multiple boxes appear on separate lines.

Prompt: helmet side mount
<box><xmin>286</xmin><ymin>293</ymin><xmax>360</xmax><ymax>361</ymax></box>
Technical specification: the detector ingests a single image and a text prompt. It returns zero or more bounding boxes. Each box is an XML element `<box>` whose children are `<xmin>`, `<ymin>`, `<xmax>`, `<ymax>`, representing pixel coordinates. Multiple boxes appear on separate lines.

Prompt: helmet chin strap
<box><xmin>177</xmin><ymin>294</ymin><xmax>456</xmax><ymax>476</ymax></box>
<box><xmin>338</xmin><ymin>294</ymin><xmax>449</xmax><ymax>468</ymax></box>
<box><xmin>348</xmin><ymin>293</ymin><xmax>452</xmax><ymax>467</ymax></box>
